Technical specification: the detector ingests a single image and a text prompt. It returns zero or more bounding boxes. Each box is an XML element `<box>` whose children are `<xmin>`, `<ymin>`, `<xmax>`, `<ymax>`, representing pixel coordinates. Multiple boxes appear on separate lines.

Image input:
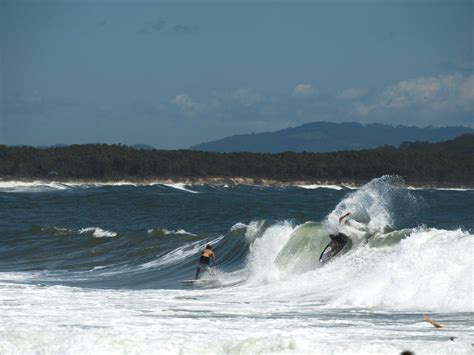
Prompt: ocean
<box><xmin>0</xmin><ymin>176</ymin><xmax>472</xmax><ymax>354</ymax></box>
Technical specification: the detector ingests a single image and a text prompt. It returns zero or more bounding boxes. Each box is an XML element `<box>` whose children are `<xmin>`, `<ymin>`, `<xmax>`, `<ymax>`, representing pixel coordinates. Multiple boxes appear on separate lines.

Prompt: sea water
<box><xmin>0</xmin><ymin>176</ymin><xmax>472</xmax><ymax>354</ymax></box>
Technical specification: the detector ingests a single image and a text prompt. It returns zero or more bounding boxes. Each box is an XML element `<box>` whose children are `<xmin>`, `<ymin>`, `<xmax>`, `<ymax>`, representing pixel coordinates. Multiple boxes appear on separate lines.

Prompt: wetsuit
<box><xmin>199</xmin><ymin>254</ymin><xmax>211</xmax><ymax>265</ymax></box>
<box><xmin>195</xmin><ymin>249</ymin><xmax>214</xmax><ymax>279</ymax></box>
<box><xmin>329</xmin><ymin>232</ymin><xmax>347</xmax><ymax>244</ymax></box>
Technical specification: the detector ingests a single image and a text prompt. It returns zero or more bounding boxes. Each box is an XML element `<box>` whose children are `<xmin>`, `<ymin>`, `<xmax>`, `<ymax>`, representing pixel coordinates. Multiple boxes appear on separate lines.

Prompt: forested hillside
<box><xmin>1</xmin><ymin>134</ymin><xmax>473</xmax><ymax>187</ymax></box>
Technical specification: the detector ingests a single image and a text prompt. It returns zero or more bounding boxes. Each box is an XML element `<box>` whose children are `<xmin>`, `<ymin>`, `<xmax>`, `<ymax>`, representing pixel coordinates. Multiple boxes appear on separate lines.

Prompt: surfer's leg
<box><xmin>195</xmin><ymin>267</ymin><xmax>201</xmax><ymax>280</ymax></box>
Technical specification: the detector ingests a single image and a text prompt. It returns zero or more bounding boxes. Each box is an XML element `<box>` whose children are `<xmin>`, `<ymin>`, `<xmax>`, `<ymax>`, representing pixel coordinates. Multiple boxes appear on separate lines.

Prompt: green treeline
<box><xmin>0</xmin><ymin>134</ymin><xmax>473</xmax><ymax>186</ymax></box>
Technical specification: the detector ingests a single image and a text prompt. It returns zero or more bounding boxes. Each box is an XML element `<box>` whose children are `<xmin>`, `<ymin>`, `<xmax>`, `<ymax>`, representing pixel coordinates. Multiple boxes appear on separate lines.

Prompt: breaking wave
<box><xmin>1</xmin><ymin>176</ymin><xmax>472</xmax><ymax>313</ymax></box>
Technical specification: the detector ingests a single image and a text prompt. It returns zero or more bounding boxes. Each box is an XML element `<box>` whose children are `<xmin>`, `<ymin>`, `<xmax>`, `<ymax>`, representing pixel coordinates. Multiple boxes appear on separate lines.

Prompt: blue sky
<box><xmin>1</xmin><ymin>0</ymin><xmax>473</xmax><ymax>148</ymax></box>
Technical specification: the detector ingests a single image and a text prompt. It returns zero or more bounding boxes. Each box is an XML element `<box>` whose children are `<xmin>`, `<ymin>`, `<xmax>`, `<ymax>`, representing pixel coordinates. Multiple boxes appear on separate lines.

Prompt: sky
<box><xmin>1</xmin><ymin>0</ymin><xmax>473</xmax><ymax>148</ymax></box>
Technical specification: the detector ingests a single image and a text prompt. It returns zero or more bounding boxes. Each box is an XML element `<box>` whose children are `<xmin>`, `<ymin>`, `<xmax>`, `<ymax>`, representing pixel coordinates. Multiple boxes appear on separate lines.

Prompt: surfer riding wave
<box><xmin>331</xmin><ymin>212</ymin><xmax>351</xmax><ymax>244</ymax></box>
<box><xmin>320</xmin><ymin>212</ymin><xmax>351</xmax><ymax>263</ymax></box>
<box><xmin>195</xmin><ymin>245</ymin><xmax>216</xmax><ymax>279</ymax></box>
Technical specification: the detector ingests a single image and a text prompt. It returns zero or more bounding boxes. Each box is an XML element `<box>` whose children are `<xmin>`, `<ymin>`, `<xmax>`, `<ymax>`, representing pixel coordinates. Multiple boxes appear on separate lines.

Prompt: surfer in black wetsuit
<box><xmin>328</xmin><ymin>212</ymin><xmax>351</xmax><ymax>248</ymax></box>
<box><xmin>195</xmin><ymin>245</ymin><xmax>216</xmax><ymax>280</ymax></box>
<box><xmin>320</xmin><ymin>212</ymin><xmax>352</xmax><ymax>263</ymax></box>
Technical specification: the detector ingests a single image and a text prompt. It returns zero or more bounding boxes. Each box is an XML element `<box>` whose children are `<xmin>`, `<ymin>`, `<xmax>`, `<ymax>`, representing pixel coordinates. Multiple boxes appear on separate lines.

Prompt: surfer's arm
<box><xmin>339</xmin><ymin>212</ymin><xmax>351</xmax><ymax>224</ymax></box>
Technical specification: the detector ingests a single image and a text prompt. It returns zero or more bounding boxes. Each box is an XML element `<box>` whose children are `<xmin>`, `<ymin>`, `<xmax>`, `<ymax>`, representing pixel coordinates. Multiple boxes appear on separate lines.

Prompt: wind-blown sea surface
<box><xmin>0</xmin><ymin>176</ymin><xmax>472</xmax><ymax>354</ymax></box>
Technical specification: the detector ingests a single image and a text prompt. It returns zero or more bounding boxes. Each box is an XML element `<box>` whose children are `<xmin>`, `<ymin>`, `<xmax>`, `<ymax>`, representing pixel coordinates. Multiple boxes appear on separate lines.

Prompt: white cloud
<box><xmin>171</xmin><ymin>94</ymin><xmax>211</xmax><ymax>116</ymax></box>
<box><xmin>292</xmin><ymin>83</ymin><xmax>318</xmax><ymax>98</ymax></box>
<box><xmin>337</xmin><ymin>87</ymin><xmax>368</xmax><ymax>100</ymax></box>
<box><xmin>355</xmin><ymin>73</ymin><xmax>474</xmax><ymax>116</ymax></box>
<box><xmin>231</xmin><ymin>88</ymin><xmax>264</xmax><ymax>106</ymax></box>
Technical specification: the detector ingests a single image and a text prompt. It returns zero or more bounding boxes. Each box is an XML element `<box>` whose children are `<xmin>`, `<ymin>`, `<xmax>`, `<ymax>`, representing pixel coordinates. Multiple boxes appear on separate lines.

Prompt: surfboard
<box><xmin>319</xmin><ymin>237</ymin><xmax>348</xmax><ymax>264</ymax></box>
<box><xmin>182</xmin><ymin>279</ymin><xmax>199</xmax><ymax>286</ymax></box>
<box><xmin>181</xmin><ymin>279</ymin><xmax>218</xmax><ymax>288</ymax></box>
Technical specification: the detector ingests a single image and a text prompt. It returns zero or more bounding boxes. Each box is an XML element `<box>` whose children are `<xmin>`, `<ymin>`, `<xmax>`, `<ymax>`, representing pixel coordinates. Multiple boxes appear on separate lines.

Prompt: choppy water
<box><xmin>0</xmin><ymin>176</ymin><xmax>473</xmax><ymax>354</ymax></box>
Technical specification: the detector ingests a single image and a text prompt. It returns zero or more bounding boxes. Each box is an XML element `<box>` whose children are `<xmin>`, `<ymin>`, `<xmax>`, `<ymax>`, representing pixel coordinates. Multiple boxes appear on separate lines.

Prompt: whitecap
<box><xmin>296</xmin><ymin>184</ymin><xmax>345</xmax><ymax>190</ymax></box>
<box><xmin>78</xmin><ymin>227</ymin><xmax>117</xmax><ymax>238</ymax></box>
<box><xmin>161</xmin><ymin>183</ymin><xmax>199</xmax><ymax>194</ymax></box>
<box><xmin>0</xmin><ymin>180</ymin><xmax>70</xmax><ymax>192</ymax></box>
<box><xmin>147</xmin><ymin>228</ymin><xmax>197</xmax><ymax>236</ymax></box>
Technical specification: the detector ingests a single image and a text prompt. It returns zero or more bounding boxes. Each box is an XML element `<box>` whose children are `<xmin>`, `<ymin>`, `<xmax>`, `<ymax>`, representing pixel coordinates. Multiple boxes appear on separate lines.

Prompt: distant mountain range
<box><xmin>190</xmin><ymin>122</ymin><xmax>474</xmax><ymax>153</ymax></box>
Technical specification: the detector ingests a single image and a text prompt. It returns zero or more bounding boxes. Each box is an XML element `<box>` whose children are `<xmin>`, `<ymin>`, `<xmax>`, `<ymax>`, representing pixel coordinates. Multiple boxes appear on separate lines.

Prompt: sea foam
<box><xmin>78</xmin><ymin>227</ymin><xmax>117</xmax><ymax>238</ymax></box>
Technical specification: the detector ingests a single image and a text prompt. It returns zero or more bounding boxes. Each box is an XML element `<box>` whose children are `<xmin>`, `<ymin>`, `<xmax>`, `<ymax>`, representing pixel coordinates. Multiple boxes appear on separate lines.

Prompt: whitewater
<box><xmin>0</xmin><ymin>176</ymin><xmax>472</xmax><ymax>354</ymax></box>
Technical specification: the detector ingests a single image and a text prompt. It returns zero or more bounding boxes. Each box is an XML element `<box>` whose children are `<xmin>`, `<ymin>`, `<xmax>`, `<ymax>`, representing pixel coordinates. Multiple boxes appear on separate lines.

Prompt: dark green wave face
<box><xmin>0</xmin><ymin>180</ymin><xmax>472</xmax><ymax>289</ymax></box>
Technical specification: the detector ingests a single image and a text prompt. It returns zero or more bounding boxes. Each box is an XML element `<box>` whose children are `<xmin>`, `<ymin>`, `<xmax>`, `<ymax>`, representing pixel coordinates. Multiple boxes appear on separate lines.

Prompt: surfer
<box><xmin>195</xmin><ymin>245</ymin><xmax>216</xmax><ymax>280</ymax></box>
<box><xmin>320</xmin><ymin>212</ymin><xmax>352</xmax><ymax>263</ymax></box>
<box><xmin>328</xmin><ymin>212</ymin><xmax>351</xmax><ymax>247</ymax></box>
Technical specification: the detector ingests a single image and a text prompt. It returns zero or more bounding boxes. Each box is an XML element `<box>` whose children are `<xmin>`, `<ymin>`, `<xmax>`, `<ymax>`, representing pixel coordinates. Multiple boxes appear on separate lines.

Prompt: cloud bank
<box><xmin>354</xmin><ymin>73</ymin><xmax>474</xmax><ymax>116</ymax></box>
<box><xmin>171</xmin><ymin>95</ymin><xmax>211</xmax><ymax>116</ymax></box>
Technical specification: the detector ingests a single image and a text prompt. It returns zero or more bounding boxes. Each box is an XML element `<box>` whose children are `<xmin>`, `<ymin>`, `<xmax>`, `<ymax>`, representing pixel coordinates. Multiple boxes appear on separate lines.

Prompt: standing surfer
<box><xmin>195</xmin><ymin>245</ymin><xmax>216</xmax><ymax>280</ymax></box>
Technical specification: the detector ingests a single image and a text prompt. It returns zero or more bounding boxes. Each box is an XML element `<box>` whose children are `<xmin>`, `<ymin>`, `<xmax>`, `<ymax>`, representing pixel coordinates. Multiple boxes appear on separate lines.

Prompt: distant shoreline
<box><xmin>2</xmin><ymin>137</ymin><xmax>472</xmax><ymax>189</ymax></box>
<box><xmin>1</xmin><ymin>176</ymin><xmax>472</xmax><ymax>190</ymax></box>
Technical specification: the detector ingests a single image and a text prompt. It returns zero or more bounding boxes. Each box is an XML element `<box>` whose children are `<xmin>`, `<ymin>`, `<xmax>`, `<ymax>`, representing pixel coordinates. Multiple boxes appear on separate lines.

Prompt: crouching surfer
<box><xmin>320</xmin><ymin>212</ymin><xmax>351</xmax><ymax>263</ymax></box>
<box><xmin>195</xmin><ymin>245</ymin><xmax>216</xmax><ymax>280</ymax></box>
<box><xmin>328</xmin><ymin>212</ymin><xmax>351</xmax><ymax>247</ymax></box>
